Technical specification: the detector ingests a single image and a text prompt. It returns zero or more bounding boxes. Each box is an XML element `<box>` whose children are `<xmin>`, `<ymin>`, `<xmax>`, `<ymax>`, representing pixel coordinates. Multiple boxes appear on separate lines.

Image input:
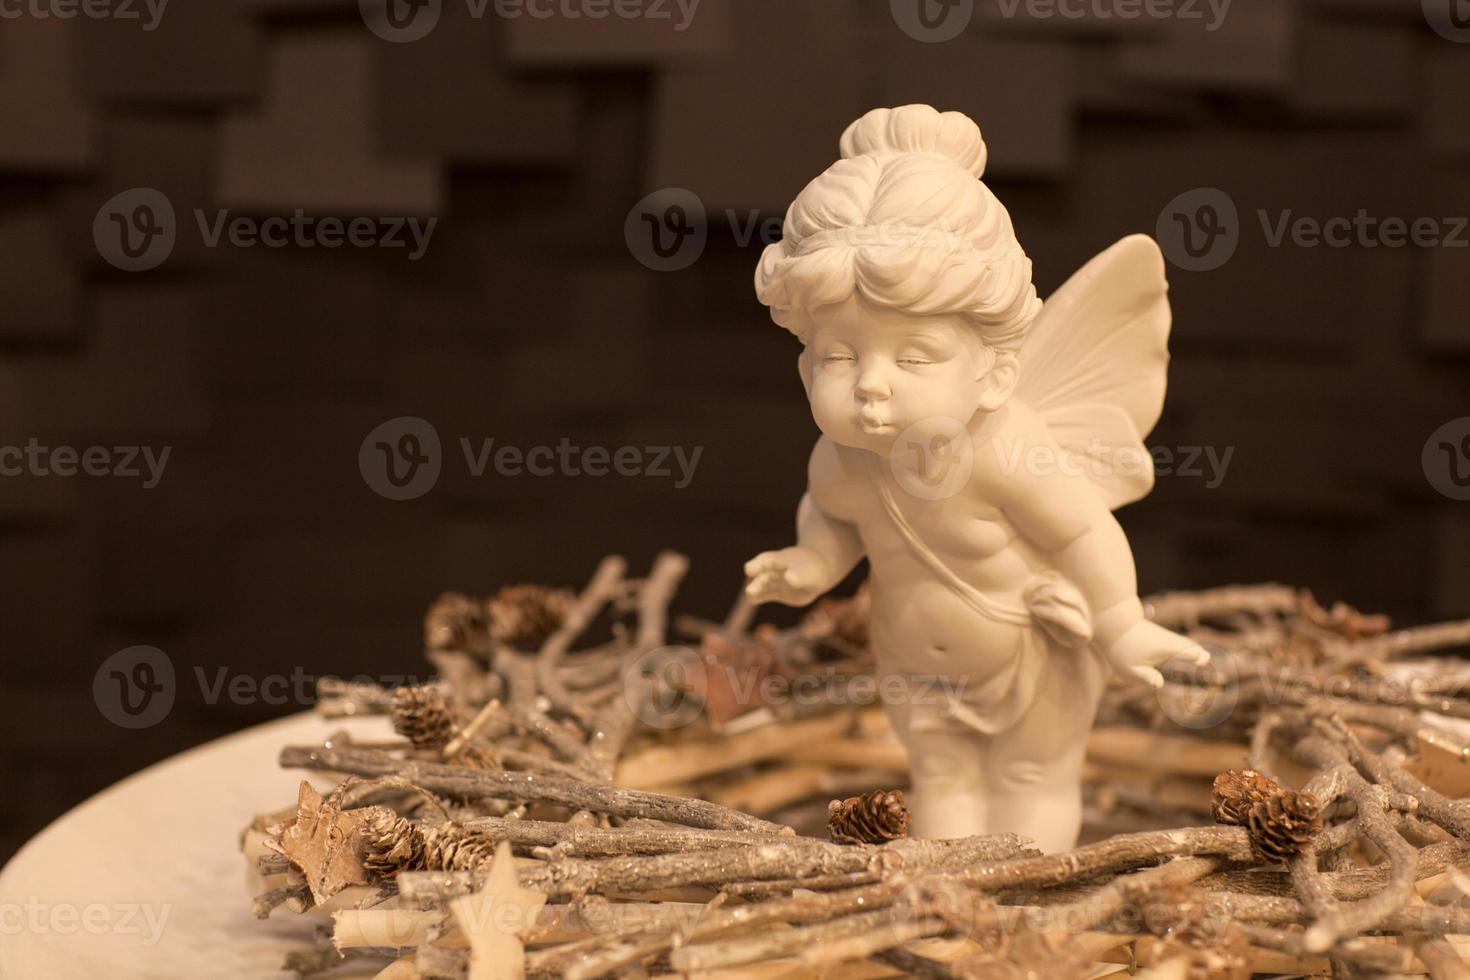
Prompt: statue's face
<box><xmin>794</xmin><ymin>296</ymin><xmax>1012</xmax><ymax>453</ymax></box>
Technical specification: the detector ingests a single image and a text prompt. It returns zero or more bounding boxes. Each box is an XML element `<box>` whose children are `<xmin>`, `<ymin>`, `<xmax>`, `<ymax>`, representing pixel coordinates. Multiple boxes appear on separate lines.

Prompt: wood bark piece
<box><xmin>1087</xmin><ymin>727</ymin><xmax>1248</xmax><ymax>777</ymax></box>
<box><xmin>334</xmin><ymin>909</ymin><xmax>446</xmax><ymax>950</ymax></box>
<box><xmin>273</xmin><ymin>781</ymin><xmax>376</xmax><ymax>905</ymax></box>
<box><xmin>789</xmin><ymin>737</ymin><xmax>909</xmax><ymax>772</ymax></box>
<box><xmin>616</xmin><ymin>710</ymin><xmax>856</xmax><ymax>788</ymax></box>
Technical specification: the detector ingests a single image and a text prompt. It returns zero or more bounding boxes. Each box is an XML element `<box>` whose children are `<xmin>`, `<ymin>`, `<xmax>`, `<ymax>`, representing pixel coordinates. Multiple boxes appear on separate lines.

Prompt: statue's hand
<box><xmin>1100</xmin><ymin>620</ymin><xmax>1210</xmax><ymax>689</ymax></box>
<box><xmin>743</xmin><ymin>547</ymin><xmax>832</xmax><ymax>607</ymax></box>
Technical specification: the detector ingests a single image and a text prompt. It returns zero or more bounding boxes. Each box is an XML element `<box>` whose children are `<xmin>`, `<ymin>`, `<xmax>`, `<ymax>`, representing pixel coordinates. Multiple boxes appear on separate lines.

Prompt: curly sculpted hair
<box><xmin>754</xmin><ymin>104</ymin><xmax>1041</xmax><ymax>354</ymax></box>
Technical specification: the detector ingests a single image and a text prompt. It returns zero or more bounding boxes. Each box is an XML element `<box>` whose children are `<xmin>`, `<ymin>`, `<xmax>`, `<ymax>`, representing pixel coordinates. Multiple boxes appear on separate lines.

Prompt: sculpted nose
<box><xmin>855</xmin><ymin>368</ymin><xmax>891</xmax><ymax>402</ymax></box>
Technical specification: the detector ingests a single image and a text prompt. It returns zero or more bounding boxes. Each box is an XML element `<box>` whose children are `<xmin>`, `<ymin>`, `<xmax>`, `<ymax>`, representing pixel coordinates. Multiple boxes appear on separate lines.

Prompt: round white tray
<box><xmin>0</xmin><ymin>710</ymin><xmax>392</xmax><ymax>980</ymax></box>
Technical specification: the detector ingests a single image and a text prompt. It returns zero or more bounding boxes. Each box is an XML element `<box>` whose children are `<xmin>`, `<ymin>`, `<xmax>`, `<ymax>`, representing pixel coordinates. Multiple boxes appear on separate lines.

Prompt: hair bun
<box><xmin>838</xmin><ymin>104</ymin><xmax>987</xmax><ymax>178</ymax></box>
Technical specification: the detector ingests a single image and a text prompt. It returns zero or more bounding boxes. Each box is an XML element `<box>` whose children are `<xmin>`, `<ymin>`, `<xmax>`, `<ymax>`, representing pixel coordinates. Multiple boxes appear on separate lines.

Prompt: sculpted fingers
<box><xmin>744</xmin><ymin>552</ymin><xmax>786</xmax><ymax>579</ymax></box>
<box><xmin>1127</xmin><ymin>664</ymin><xmax>1165</xmax><ymax>689</ymax></box>
<box><xmin>1177</xmin><ymin>642</ymin><xmax>1212</xmax><ymax>668</ymax></box>
<box><xmin>745</xmin><ymin>569</ymin><xmax>787</xmax><ymax>601</ymax></box>
<box><xmin>743</xmin><ymin>548</ymin><xmax>830</xmax><ymax>607</ymax></box>
<box><xmin>784</xmin><ymin>560</ymin><xmax>825</xmax><ymax>591</ymax></box>
<box><xmin>1155</xmin><ymin>632</ymin><xmax>1211</xmax><ymax>669</ymax></box>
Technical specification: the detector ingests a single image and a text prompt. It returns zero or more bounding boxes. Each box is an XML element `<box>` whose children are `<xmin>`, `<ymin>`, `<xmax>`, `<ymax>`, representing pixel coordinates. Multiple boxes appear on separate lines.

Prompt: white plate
<box><xmin>0</xmin><ymin>711</ymin><xmax>392</xmax><ymax>980</ymax></box>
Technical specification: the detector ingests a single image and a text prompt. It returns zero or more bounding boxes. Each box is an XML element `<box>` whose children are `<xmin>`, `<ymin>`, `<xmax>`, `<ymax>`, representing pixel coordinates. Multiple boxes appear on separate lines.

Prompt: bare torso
<box><xmin>808</xmin><ymin>414</ymin><xmax>1048</xmax><ymax>682</ymax></box>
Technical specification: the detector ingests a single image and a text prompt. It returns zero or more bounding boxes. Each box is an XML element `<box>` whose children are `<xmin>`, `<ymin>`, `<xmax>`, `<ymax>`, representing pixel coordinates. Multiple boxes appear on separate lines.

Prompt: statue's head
<box><xmin>755</xmin><ymin>105</ymin><xmax>1040</xmax><ymax>451</ymax></box>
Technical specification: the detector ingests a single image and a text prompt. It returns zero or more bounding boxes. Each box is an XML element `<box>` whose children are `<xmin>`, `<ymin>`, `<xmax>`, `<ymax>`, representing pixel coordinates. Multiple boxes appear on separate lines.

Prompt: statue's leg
<box><xmin>882</xmin><ymin>679</ymin><xmax>988</xmax><ymax>838</ymax></box>
<box><xmin>981</xmin><ymin>646</ymin><xmax>1107</xmax><ymax>854</ymax></box>
<box><xmin>904</xmin><ymin>728</ymin><xmax>990</xmax><ymax>838</ymax></box>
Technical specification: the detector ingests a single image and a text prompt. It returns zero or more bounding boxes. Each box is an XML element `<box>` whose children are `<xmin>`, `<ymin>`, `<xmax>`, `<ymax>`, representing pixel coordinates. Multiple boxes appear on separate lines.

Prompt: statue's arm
<box><xmin>977</xmin><ymin>414</ymin><xmax>1141</xmax><ymax>642</ymax></box>
<box><xmin>798</xmin><ymin>439</ymin><xmax>867</xmax><ymax>588</ymax></box>
<box><xmin>993</xmin><ymin>454</ymin><xmax>1143</xmax><ymax>646</ymax></box>
<box><xmin>745</xmin><ymin>438</ymin><xmax>866</xmax><ymax>606</ymax></box>
<box><xmin>981</xmin><ymin>418</ymin><xmax>1206</xmax><ymax>686</ymax></box>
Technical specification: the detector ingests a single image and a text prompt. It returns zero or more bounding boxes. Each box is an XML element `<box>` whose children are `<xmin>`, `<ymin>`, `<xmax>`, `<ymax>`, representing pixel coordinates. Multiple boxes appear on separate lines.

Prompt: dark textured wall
<box><xmin>1</xmin><ymin>0</ymin><xmax>1467</xmax><ymax>861</ymax></box>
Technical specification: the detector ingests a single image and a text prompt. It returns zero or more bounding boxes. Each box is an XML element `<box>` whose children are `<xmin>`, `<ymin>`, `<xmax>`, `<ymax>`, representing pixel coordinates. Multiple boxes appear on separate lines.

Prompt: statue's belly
<box><xmin>868</xmin><ymin>571</ymin><xmax>1029</xmax><ymax>680</ymax></box>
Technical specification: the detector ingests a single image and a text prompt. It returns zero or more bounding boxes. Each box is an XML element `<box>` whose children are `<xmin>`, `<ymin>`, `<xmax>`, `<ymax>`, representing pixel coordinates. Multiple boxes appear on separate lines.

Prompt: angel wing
<box><xmin>1013</xmin><ymin>234</ymin><xmax>1171</xmax><ymax>511</ymax></box>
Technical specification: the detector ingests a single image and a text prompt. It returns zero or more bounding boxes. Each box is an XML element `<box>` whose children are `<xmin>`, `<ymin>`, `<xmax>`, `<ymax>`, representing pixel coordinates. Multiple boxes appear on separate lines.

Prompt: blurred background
<box><xmin>1</xmin><ymin>0</ymin><xmax>1467</xmax><ymax>862</ymax></box>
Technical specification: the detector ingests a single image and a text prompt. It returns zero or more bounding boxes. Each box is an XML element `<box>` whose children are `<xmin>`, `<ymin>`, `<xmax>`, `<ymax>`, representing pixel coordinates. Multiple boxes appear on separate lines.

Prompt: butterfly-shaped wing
<box><xmin>1013</xmin><ymin>234</ymin><xmax>1171</xmax><ymax>511</ymax></box>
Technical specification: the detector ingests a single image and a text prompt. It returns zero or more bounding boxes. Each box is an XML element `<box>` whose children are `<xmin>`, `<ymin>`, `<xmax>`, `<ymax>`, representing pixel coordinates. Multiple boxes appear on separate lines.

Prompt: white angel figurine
<box><xmin>744</xmin><ymin>104</ymin><xmax>1209</xmax><ymax>853</ymax></box>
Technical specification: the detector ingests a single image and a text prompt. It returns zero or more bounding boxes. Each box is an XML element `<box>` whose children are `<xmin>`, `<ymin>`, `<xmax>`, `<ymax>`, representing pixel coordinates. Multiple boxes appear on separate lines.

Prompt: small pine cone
<box><xmin>828</xmin><ymin>789</ymin><xmax>910</xmax><ymax>845</ymax></box>
<box><xmin>392</xmin><ymin>685</ymin><xmax>456</xmax><ymax>750</ymax></box>
<box><xmin>1211</xmin><ymin>769</ymin><xmax>1280</xmax><ymax>826</ymax></box>
<box><xmin>1246</xmin><ymin>790</ymin><xmax>1323</xmax><ymax>863</ymax></box>
<box><xmin>487</xmin><ymin>584</ymin><xmax>575</xmax><ymax>650</ymax></box>
<box><xmin>422</xmin><ymin>822</ymin><xmax>499</xmax><ymax>872</ymax></box>
<box><xmin>359</xmin><ymin>807</ymin><xmax>427</xmax><ymax>878</ymax></box>
<box><xmin>425</xmin><ymin>592</ymin><xmax>493</xmax><ymax>658</ymax></box>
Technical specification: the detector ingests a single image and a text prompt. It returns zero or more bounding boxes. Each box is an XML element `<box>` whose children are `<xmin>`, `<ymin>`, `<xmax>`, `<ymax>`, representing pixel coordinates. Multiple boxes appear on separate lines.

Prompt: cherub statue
<box><xmin>744</xmin><ymin>105</ymin><xmax>1209</xmax><ymax>853</ymax></box>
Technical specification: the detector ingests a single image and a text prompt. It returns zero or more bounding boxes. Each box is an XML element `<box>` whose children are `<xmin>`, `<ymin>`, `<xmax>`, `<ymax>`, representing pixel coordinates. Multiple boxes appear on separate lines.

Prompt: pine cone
<box><xmin>425</xmin><ymin>592</ymin><xmax>493</xmax><ymax>658</ymax></box>
<box><xmin>422</xmin><ymin>822</ymin><xmax>499</xmax><ymax>872</ymax></box>
<box><xmin>1247</xmin><ymin>791</ymin><xmax>1323</xmax><ymax>863</ymax></box>
<box><xmin>487</xmin><ymin>584</ymin><xmax>575</xmax><ymax>650</ymax></box>
<box><xmin>1210</xmin><ymin>769</ymin><xmax>1280</xmax><ymax>826</ymax></box>
<box><xmin>358</xmin><ymin>807</ymin><xmax>427</xmax><ymax>878</ymax></box>
<box><xmin>391</xmin><ymin>685</ymin><xmax>456</xmax><ymax>750</ymax></box>
<box><xmin>828</xmin><ymin>789</ymin><xmax>910</xmax><ymax>845</ymax></box>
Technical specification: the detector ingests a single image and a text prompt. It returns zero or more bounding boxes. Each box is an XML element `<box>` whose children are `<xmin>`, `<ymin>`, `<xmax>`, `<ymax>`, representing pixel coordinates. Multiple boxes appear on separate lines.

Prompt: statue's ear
<box><xmin>797</xmin><ymin>347</ymin><xmax>814</xmax><ymax>398</ymax></box>
<box><xmin>977</xmin><ymin>353</ymin><xmax>1018</xmax><ymax>412</ymax></box>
